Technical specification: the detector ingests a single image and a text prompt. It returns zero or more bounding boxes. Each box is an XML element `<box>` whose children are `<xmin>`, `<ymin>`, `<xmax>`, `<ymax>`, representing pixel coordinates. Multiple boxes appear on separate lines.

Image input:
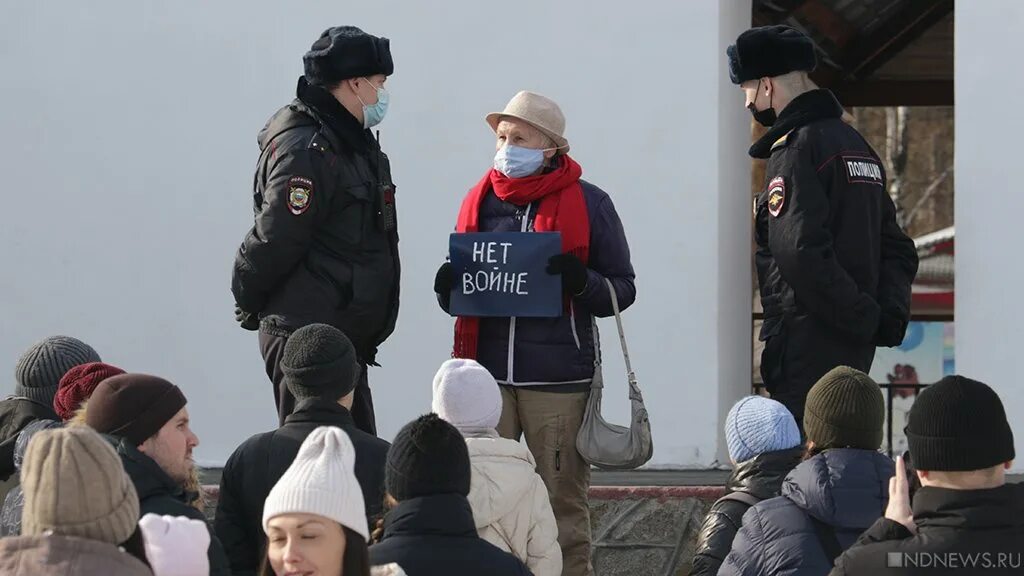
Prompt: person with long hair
<box><xmin>261</xmin><ymin>426</ymin><xmax>372</xmax><ymax>576</ymax></box>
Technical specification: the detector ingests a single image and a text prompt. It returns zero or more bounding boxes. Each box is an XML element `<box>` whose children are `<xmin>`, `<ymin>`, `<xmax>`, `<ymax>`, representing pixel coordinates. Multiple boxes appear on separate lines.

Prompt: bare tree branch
<box><xmin>904</xmin><ymin>168</ymin><xmax>952</xmax><ymax>229</ymax></box>
<box><xmin>886</xmin><ymin>107</ymin><xmax>910</xmax><ymax>227</ymax></box>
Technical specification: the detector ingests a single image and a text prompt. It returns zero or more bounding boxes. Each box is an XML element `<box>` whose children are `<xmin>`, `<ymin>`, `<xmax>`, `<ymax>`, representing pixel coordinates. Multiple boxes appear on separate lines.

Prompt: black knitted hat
<box><xmin>303</xmin><ymin>26</ymin><xmax>393</xmax><ymax>86</ymax></box>
<box><xmin>386</xmin><ymin>414</ymin><xmax>471</xmax><ymax>501</ymax></box>
<box><xmin>281</xmin><ymin>324</ymin><xmax>359</xmax><ymax>403</ymax></box>
<box><xmin>727</xmin><ymin>25</ymin><xmax>817</xmax><ymax>85</ymax></box>
<box><xmin>804</xmin><ymin>366</ymin><xmax>884</xmax><ymax>451</ymax></box>
<box><xmin>907</xmin><ymin>375</ymin><xmax>1015</xmax><ymax>472</ymax></box>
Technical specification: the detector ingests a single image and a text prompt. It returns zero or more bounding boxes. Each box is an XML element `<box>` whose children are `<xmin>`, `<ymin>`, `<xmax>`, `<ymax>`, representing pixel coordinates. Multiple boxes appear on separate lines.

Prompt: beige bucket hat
<box><xmin>486</xmin><ymin>91</ymin><xmax>569</xmax><ymax>153</ymax></box>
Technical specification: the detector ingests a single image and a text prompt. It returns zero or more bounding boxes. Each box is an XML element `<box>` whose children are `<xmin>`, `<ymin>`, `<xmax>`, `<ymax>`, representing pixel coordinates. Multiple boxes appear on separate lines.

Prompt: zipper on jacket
<box><xmin>506</xmin><ymin>203</ymin><xmax>533</xmax><ymax>384</ymax></box>
<box><xmin>569</xmin><ymin>301</ymin><xmax>581</xmax><ymax>350</ymax></box>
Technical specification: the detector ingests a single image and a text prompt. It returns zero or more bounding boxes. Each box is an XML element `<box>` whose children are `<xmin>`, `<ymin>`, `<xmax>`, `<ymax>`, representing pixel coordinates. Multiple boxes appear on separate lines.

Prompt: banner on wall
<box><xmin>871</xmin><ymin>321</ymin><xmax>956</xmax><ymax>454</ymax></box>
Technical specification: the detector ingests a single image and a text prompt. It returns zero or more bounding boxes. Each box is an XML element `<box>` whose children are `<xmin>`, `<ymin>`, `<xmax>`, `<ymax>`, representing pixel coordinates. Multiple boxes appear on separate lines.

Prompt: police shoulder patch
<box><xmin>767</xmin><ymin>176</ymin><xmax>786</xmax><ymax>217</ymax></box>
<box><xmin>287</xmin><ymin>176</ymin><xmax>313</xmax><ymax>215</ymax></box>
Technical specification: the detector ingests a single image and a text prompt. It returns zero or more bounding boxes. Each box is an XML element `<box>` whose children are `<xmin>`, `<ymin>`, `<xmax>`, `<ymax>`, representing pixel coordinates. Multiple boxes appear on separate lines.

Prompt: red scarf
<box><xmin>453</xmin><ymin>155</ymin><xmax>590</xmax><ymax>359</ymax></box>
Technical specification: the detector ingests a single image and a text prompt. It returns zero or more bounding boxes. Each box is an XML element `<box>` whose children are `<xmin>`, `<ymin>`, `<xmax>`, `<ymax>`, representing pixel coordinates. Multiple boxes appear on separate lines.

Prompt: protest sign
<box><xmin>449</xmin><ymin>232</ymin><xmax>562</xmax><ymax>318</ymax></box>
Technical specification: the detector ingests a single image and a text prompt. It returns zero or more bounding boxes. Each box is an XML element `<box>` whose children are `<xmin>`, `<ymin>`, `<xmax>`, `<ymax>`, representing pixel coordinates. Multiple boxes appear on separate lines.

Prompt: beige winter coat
<box><xmin>0</xmin><ymin>534</ymin><xmax>153</xmax><ymax>575</ymax></box>
<box><xmin>465</xmin><ymin>432</ymin><xmax>562</xmax><ymax>576</ymax></box>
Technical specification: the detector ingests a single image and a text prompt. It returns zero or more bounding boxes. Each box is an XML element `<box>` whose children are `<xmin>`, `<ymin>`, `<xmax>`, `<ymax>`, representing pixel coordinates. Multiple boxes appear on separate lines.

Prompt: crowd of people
<box><xmin>690</xmin><ymin>368</ymin><xmax>1023</xmax><ymax>576</ymax></box>
<box><xmin>2</xmin><ymin>331</ymin><xmax>1021</xmax><ymax>575</ymax></box>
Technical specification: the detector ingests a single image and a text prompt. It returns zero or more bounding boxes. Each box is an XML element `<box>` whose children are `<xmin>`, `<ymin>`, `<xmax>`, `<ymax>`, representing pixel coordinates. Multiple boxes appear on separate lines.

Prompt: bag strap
<box><xmin>809</xmin><ymin>516</ymin><xmax>842</xmax><ymax>563</ymax></box>
<box><xmin>719</xmin><ymin>491</ymin><xmax>761</xmax><ymax>507</ymax></box>
<box><xmin>603</xmin><ymin>278</ymin><xmax>640</xmax><ymax>399</ymax></box>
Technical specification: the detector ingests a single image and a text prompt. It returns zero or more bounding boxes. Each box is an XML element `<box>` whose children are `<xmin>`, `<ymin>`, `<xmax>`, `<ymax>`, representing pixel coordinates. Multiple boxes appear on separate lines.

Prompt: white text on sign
<box><xmin>463</xmin><ymin>241</ymin><xmax>530</xmax><ymax>295</ymax></box>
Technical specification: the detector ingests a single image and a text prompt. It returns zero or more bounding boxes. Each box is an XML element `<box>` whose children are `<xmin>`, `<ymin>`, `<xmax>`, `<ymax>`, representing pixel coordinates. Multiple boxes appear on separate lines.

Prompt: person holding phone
<box><xmin>832</xmin><ymin>376</ymin><xmax>1022</xmax><ymax>575</ymax></box>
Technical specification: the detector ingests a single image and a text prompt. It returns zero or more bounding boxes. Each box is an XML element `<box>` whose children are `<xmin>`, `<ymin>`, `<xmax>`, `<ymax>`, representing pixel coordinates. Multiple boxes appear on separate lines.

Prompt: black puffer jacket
<box><xmin>719</xmin><ymin>448</ymin><xmax>894</xmax><ymax>576</ymax></box>
<box><xmin>690</xmin><ymin>447</ymin><xmax>803</xmax><ymax>576</ymax></box>
<box><xmin>232</xmin><ymin>77</ymin><xmax>400</xmax><ymax>363</ymax></box>
<box><xmin>832</xmin><ymin>483</ymin><xmax>1024</xmax><ymax>575</ymax></box>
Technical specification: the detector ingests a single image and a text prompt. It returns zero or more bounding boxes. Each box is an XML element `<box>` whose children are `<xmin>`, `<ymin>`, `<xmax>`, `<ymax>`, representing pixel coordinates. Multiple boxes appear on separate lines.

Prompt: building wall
<box><xmin>955</xmin><ymin>1</ymin><xmax>1024</xmax><ymax>469</ymax></box>
<box><xmin>0</xmin><ymin>0</ymin><xmax>752</xmax><ymax>467</ymax></box>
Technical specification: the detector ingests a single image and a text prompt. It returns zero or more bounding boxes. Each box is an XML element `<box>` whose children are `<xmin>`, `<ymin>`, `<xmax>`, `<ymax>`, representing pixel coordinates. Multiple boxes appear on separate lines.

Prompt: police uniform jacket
<box><xmin>232</xmin><ymin>77</ymin><xmax>400</xmax><ymax>364</ymax></box>
<box><xmin>752</xmin><ymin>89</ymin><xmax>918</xmax><ymax>351</ymax></box>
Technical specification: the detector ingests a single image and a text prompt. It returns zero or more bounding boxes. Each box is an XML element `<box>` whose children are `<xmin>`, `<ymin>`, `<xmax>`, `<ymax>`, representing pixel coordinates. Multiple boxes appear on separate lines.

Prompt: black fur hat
<box><xmin>727</xmin><ymin>25</ymin><xmax>817</xmax><ymax>85</ymax></box>
<box><xmin>303</xmin><ymin>26</ymin><xmax>393</xmax><ymax>86</ymax></box>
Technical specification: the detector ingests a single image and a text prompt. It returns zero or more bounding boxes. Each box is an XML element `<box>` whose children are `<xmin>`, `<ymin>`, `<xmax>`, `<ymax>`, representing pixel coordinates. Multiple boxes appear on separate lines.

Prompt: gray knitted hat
<box><xmin>281</xmin><ymin>324</ymin><xmax>359</xmax><ymax>402</ymax></box>
<box><xmin>15</xmin><ymin>336</ymin><xmax>101</xmax><ymax>406</ymax></box>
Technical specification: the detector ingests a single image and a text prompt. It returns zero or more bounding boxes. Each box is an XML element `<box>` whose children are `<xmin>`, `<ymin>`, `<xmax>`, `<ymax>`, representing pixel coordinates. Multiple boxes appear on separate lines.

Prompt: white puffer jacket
<box><xmin>465</xmin><ymin>432</ymin><xmax>562</xmax><ymax>576</ymax></box>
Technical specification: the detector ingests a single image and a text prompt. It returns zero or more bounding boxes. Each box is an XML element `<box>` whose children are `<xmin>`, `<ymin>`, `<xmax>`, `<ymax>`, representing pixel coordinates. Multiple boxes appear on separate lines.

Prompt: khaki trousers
<box><xmin>497</xmin><ymin>386</ymin><xmax>592</xmax><ymax>576</ymax></box>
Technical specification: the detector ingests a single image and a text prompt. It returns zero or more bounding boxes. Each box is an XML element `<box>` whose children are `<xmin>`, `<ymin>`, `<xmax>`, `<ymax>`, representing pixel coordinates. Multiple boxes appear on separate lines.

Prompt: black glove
<box><xmin>434</xmin><ymin>262</ymin><xmax>453</xmax><ymax>294</ymax></box>
<box><xmin>546</xmin><ymin>254</ymin><xmax>588</xmax><ymax>296</ymax></box>
<box><xmin>434</xmin><ymin>262</ymin><xmax>453</xmax><ymax>314</ymax></box>
<box><xmin>235</xmin><ymin>305</ymin><xmax>260</xmax><ymax>331</ymax></box>
<box><xmin>875</xmin><ymin>312</ymin><xmax>908</xmax><ymax>347</ymax></box>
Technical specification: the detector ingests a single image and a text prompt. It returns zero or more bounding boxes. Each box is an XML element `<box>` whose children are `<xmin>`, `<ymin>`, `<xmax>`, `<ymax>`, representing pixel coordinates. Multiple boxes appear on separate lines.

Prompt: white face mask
<box><xmin>493</xmin><ymin>144</ymin><xmax>548</xmax><ymax>178</ymax></box>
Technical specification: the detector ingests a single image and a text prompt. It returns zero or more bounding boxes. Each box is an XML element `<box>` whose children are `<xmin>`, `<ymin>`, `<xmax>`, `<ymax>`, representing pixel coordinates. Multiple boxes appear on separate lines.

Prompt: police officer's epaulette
<box><xmin>307</xmin><ymin>131</ymin><xmax>335</xmax><ymax>156</ymax></box>
<box><xmin>770</xmin><ymin>131</ymin><xmax>794</xmax><ymax>152</ymax></box>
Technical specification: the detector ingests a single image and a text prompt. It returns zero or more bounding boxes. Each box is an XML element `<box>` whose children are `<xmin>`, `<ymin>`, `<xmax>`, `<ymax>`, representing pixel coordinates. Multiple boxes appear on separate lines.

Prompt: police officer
<box><xmin>232</xmin><ymin>26</ymin><xmax>400</xmax><ymax>433</ymax></box>
<box><xmin>726</xmin><ymin>26</ymin><xmax>919</xmax><ymax>431</ymax></box>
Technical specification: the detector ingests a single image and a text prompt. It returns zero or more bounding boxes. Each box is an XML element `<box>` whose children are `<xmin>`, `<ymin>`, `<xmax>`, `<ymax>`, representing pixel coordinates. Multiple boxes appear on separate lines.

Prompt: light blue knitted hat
<box><xmin>726</xmin><ymin>396</ymin><xmax>801</xmax><ymax>463</ymax></box>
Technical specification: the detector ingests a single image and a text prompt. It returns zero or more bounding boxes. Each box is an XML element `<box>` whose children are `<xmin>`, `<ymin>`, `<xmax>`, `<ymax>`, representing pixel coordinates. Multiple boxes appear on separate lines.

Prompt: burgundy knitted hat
<box><xmin>86</xmin><ymin>374</ymin><xmax>187</xmax><ymax>445</ymax></box>
<box><xmin>54</xmin><ymin>362</ymin><xmax>126</xmax><ymax>421</ymax></box>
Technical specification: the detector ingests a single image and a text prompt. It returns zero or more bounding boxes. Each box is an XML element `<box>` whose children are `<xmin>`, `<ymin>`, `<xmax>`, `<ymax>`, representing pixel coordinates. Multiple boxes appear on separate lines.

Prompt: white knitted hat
<box><xmin>431</xmin><ymin>359</ymin><xmax>502</xmax><ymax>433</ymax></box>
<box><xmin>262</xmin><ymin>426</ymin><xmax>368</xmax><ymax>540</ymax></box>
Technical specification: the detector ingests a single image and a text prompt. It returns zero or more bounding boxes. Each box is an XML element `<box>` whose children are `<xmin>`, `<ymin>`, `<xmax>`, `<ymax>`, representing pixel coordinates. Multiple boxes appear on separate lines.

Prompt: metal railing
<box><xmin>751</xmin><ymin>381</ymin><xmax>929</xmax><ymax>457</ymax></box>
<box><xmin>750</xmin><ymin>311</ymin><xmax>948</xmax><ymax>457</ymax></box>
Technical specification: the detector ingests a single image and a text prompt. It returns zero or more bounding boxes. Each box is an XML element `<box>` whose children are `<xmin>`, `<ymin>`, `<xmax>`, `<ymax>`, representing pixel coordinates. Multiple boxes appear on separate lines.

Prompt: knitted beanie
<box><xmin>14</xmin><ymin>336</ymin><xmax>101</xmax><ymax>406</ymax></box>
<box><xmin>726</xmin><ymin>396</ymin><xmax>801</xmax><ymax>463</ymax></box>
<box><xmin>54</xmin><ymin>362</ymin><xmax>126</xmax><ymax>421</ymax></box>
<box><xmin>21</xmin><ymin>426</ymin><xmax>139</xmax><ymax>545</ymax></box>
<box><xmin>431</xmin><ymin>359</ymin><xmax>502</xmax><ymax>433</ymax></box>
<box><xmin>907</xmin><ymin>375</ymin><xmax>1015</xmax><ymax>471</ymax></box>
<box><xmin>386</xmin><ymin>414</ymin><xmax>471</xmax><ymax>501</ymax></box>
<box><xmin>804</xmin><ymin>366</ymin><xmax>884</xmax><ymax>451</ymax></box>
<box><xmin>86</xmin><ymin>374</ymin><xmax>187</xmax><ymax>445</ymax></box>
<box><xmin>281</xmin><ymin>324</ymin><xmax>360</xmax><ymax>403</ymax></box>
<box><xmin>263</xmin><ymin>426</ymin><xmax>368</xmax><ymax>540</ymax></box>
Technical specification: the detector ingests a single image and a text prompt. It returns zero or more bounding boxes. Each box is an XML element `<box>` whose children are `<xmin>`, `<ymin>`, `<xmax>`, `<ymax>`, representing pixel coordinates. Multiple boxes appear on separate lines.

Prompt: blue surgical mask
<box><xmin>358</xmin><ymin>78</ymin><xmax>389</xmax><ymax>128</ymax></box>
<box><xmin>494</xmin><ymin>144</ymin><xmax>547</xmax><ymax>178</ymax></box>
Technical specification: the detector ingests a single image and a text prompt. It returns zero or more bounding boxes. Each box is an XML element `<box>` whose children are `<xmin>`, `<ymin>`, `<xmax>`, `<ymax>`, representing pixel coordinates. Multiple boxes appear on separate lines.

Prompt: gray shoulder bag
<box><xmin>576</xmin><ymin>278</ymin><xmax>653</xmax><ymax>470</ymax></box>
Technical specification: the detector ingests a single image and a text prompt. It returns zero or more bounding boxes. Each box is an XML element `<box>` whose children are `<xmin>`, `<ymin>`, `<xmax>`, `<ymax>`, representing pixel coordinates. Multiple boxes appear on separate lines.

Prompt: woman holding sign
<box><xmin>434</xmin><ymin>91</ymin><xmax>636</xmax><ymax>576</ymax></box>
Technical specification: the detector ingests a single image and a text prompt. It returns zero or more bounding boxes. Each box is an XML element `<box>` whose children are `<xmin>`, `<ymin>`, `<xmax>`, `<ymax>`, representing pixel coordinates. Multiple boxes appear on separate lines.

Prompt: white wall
<box><xmin>0</xmin><ymin>0</ymin><xmax>753</xmax><ymax>467</ymax></box>
<box><xmin>955</xmin><ymin>1</ymin><xmax>1024</xmax><ymax>468</ymax></box>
